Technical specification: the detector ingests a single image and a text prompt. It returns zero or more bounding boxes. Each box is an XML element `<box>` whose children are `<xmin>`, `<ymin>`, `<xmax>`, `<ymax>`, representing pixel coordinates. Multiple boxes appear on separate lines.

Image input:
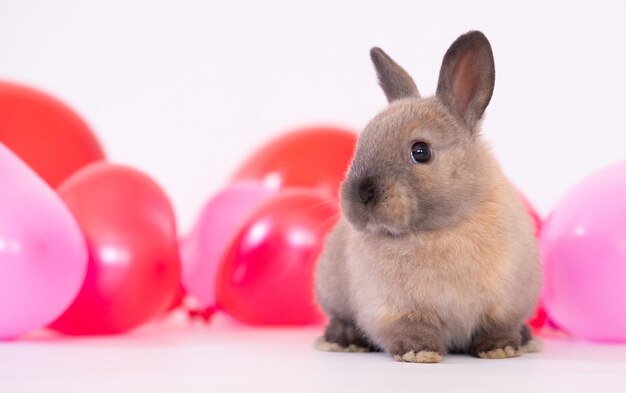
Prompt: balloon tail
<box><xmin>187</xmin><ymin>306</ymin><xmax>217</xmax><ymax>323</ymax></box>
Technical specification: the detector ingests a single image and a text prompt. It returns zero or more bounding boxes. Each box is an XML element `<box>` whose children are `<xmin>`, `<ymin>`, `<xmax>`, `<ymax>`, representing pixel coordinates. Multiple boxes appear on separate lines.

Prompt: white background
<box><xmin>1</xmin><ymin>0</ymin><xmax>625</xmax><ymax>233</ymax></box>
<box><xmin>2</xmin><ymin>2</ymin><xmax>626</xmax><ymax>391</ymax></box>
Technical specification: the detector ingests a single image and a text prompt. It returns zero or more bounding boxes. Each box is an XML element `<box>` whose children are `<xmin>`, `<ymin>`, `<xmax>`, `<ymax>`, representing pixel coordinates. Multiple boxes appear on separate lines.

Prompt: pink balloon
<box><xmin>0</xmin><ymin>143</ymin><xmax>87</xmax><ymax>339</ymax></box>
<box><xmin>541</xmin><ymin>161</ymin><xmax>626</xmax><ymax>342</ymax></box>
<box><xmin>181</xmin><ymin>182</ymin><xmax>273</xmax><ymax>308</ymax></box>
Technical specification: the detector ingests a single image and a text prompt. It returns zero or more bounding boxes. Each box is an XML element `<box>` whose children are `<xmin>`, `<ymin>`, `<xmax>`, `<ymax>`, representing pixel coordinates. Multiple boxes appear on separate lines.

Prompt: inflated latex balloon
<box><xmin>541</xmin><ymin>161</ymin><xmax>626</xmax><ymax>342</ymax></box>
<box><xmin>527</xmin><ymin>302</ymin><xmax>548</xmax><ymax>330</ymax></box>
<box><xmin>0</xmin><ymin>81</ymin><xmax>105</xmax><ymax>187</ymax></box>
<box><xmin>181</xmin><ymin>182</ymin><xmax>273</xmax><ymax>309</ymax></box>
<box><xmin>217</xmin><ymin>190</ymin><xmax>338</xmax><ymax>325</ymax></box>
<box><xmin>231</xmin><ymin>127</ymin><xmax>357</xmax><ymax>199</ymax></box>
<box><xmin>165</xmin><ymin>284</ymin><xmax>186</xmax><ymax>313</ymax></box>
<box><xmin>0</xmin><ymin>143</ymin><xmax>87</xmax><ymax>339</ymax></box>
<box><xmin>50</xmin><ymin>163</ymin><xmax>181</xmax><ymax>335</ymax></box>
<box><xmin>521</xmin><ymin>195</ymin><xmax>542</xmax><ymax>236</ymax></box>
<box><xmin>520</xmin><ymin>195</ymin><xmax>546</xmax><ymax>329</ymax></box>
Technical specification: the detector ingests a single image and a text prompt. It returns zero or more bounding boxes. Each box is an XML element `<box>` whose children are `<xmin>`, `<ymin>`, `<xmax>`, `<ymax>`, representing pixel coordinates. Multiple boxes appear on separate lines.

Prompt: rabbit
<box><xmin>315</xmin><ymin>31</ymin><xmax>541</xmax><ymax>363</ymax></box>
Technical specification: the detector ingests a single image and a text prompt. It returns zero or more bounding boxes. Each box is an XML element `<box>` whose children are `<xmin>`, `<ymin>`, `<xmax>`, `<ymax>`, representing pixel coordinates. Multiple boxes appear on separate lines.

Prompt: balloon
<box><xmin>541</xmin><ymin>161</ymin><xmax>626</xmax><ymax>342</ymax></box>
<box><xmin>165</xmin><ymin>284</ymin><xmax>186</xmax><ymax>313</ymax></box>
<box><xmin>49</xmin><ymin>163</ymin><xmax>181</xmax><ymax>335</ymax></box>
<box><xmin>0</xmin><ymin>143</ymin><xmax>87</xmax><ymax>339</ymax></box>
<box><xmin>181</xmin><ymin>182</ymin><xmax>274</xmax><ymax>309</ymax></box>
<box><xmin>527</xmin><ymin>303</ymin><xmax>548</xmax><ymax>331</ymax></box>
<box><xmin>521</xmin><ymin>195</ymin><xmax>542</xmax><ymax>237</ymax></box>
<box><xmin>519</xmin><ymin>195</ymin><xmax>546</xmax><ymax>329</ymax></box>
<box><xmin>217</xmin><ymin>190</ymin><xmax>338</xmax><ymax>325</ymax></box>
<box><xmin>0</xmin><ymin>81</ymin><xmax>105</xmax><ymax>187</ymax></box>
<box><xmin>232</xmin><ymin>127</ymin><xmax>357</xmax><ymax>199</ymax></box>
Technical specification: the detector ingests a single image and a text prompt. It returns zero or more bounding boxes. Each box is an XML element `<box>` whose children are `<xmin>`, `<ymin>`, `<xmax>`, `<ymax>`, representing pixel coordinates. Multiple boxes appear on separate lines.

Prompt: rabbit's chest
<box><xmin>349</xmin><ymin>238</ymin><xmax>499</xmax><ymax>347</ymax></box>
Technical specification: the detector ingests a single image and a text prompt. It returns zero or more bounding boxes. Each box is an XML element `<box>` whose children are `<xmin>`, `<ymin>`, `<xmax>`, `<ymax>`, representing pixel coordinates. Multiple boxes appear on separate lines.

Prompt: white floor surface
<box><xmin>2</xmin><ymin>313</ymin><xmax>626</xmax><ymax>393</ymax></box>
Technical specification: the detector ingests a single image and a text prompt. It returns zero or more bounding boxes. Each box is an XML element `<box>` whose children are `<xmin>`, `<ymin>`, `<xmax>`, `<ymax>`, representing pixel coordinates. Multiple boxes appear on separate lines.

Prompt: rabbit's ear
<box><xmin>370</xmin><ymin>47</ymin><xmax>420</xmax><ymax>102</ymax></box>
<box><xmin>436</xmin><ymin>31</ymin><xmax>495</xmax><ymax>129</ymax></box>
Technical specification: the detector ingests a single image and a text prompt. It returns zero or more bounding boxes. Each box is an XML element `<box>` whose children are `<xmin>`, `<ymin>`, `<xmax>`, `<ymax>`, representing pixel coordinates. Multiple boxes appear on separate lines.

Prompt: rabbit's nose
<box><xmin>357</xmin><ymin>177</ymin><xmax>377</xmax><ymax>205</ymax></box>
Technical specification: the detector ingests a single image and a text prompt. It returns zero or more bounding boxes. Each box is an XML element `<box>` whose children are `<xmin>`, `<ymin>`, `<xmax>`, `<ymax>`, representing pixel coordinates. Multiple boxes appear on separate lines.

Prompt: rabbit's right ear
<box><xmin>370</xmin><ymin>47</ymin><xmax>420</xmax><ymax>102</ymax></box>
<box><xmin>436</xmin><ymin>31</ymin><xmax>495</xmax><ymax>130</ymax></box>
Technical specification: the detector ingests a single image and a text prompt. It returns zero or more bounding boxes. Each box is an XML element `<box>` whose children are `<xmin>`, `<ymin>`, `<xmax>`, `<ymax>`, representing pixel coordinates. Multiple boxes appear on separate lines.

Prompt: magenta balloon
<box><xmin>0</xmin><ymin>143</ymin><xmax>88</xmax><ymax>339</ymax></box>
<box><xmin>181</xmin><ymin>182</ymin><xmax>273</xmax><ymax>308</ymax></box>
<box><xmin>541</xmin><ymin>161</ymin><xmax>626</xmax><ymax>342</ymax></box>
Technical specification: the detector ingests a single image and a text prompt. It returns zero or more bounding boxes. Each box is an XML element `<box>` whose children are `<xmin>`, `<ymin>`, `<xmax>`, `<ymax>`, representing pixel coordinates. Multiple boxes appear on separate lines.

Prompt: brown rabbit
<box><xmin>315</xmin><ymin>31</ymin><xmax>541</xmax><ymax>363</ymax></box>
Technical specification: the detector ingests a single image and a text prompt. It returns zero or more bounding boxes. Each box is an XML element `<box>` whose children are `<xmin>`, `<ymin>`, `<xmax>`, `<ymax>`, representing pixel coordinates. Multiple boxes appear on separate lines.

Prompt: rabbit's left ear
<box><xmin>370</xmin><ymin>47</ymin><xmax>420</xmax><ymax>102</ymax></box>
<box><xmin>436</xmin><ymin>31</ymin><xmax>495</xmax><ymax>129</ymax></box>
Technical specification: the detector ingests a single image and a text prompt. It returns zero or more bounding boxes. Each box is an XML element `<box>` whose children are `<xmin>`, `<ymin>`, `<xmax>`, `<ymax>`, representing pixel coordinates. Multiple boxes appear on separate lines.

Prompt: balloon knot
<box><xmin>187</xmin><ymin>306</ymin><xmax>217</xmax><ymax>323</ymax></box>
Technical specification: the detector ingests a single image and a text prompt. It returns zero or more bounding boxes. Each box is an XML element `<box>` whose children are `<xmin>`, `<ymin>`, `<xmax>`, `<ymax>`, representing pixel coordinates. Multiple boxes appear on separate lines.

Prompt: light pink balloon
<box><xmin>181</xmin><ymin>182</ymin><xmax>273</xmax><ymax>308</ymax></box>
<box><xmin>541</xmin><ymin>161</ymin><xmax>626</xmax><ymax>342</ymax></box>
<box><xmin>0</xmin><ymin>143</ymin><xmax>88</xmax><ymax>339</ymax></box>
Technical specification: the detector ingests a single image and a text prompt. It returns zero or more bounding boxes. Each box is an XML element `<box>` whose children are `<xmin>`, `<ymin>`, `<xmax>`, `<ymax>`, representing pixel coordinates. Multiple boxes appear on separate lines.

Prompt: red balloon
<box><xmin>50</xmin><ymin>163</ymin><xmax>181</xmax><ymax>335</ymax></box>
<box><xmin>528</xmin><ymin>303</ymin><xmax>548</xmax><ymax>330</ymax></box>
<box><xmin>165</xmin><ymin>284</ymin><xmax>186</xmax><ymax>313</ymax></box>
<box><xmin>520</xmin><ymin>195</ymin><xmax>547</xmax><ymax>330</ymax></box>
<box><xmin>217</xmin><ymin>190</ymin><xmax>339</xmax><ymax>325</ymax></box>
<box><xmin>521</xmin><ymin>195</ymin><xmax>542</xmax><ymax>237</ymax></box>
<box><xmin>0</xmin><ymin>81</ymin><xmax>104</xmax><ymax>187</ymax></box>
<box><xmin>232</xmin><ymin>127</ymin><xmax>357</xmax><ymax>199</ymax></box>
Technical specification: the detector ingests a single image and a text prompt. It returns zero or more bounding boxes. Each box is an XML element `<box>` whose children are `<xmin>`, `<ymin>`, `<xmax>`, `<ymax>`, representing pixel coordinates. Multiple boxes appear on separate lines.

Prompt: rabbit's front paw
<box><xmin>389</xmin><ymin>336</ymin><xmax>445</xmax><ymax>363</ymax></box>
<box><xmin>471</xmin><ymin>333</ymin><xmax>522</xmax><ymax>359</ymax></box>
<box><xmin>476</xmin><ymin>345</ymin><xmax>521</xmax><ymax>359</ymax></box>
<box><xmin>393</xmin><ymin>350</ymin><xmax>443</xmax><ymax>363</ymax></box>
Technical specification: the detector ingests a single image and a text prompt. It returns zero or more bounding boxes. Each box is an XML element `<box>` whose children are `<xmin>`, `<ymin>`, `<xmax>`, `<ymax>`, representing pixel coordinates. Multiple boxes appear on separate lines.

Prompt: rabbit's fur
<box><xmin>315</xmin><ymin>31</ymin><xmax>541</xmax><ymax>363</ymax></box>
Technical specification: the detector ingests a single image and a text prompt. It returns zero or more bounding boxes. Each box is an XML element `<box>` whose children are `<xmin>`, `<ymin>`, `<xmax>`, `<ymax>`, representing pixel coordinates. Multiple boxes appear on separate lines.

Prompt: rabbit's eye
<box><xmin>410</xmin><ymin>142</ymin><xmax>431</xmax><ymax>163</ymax></box>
